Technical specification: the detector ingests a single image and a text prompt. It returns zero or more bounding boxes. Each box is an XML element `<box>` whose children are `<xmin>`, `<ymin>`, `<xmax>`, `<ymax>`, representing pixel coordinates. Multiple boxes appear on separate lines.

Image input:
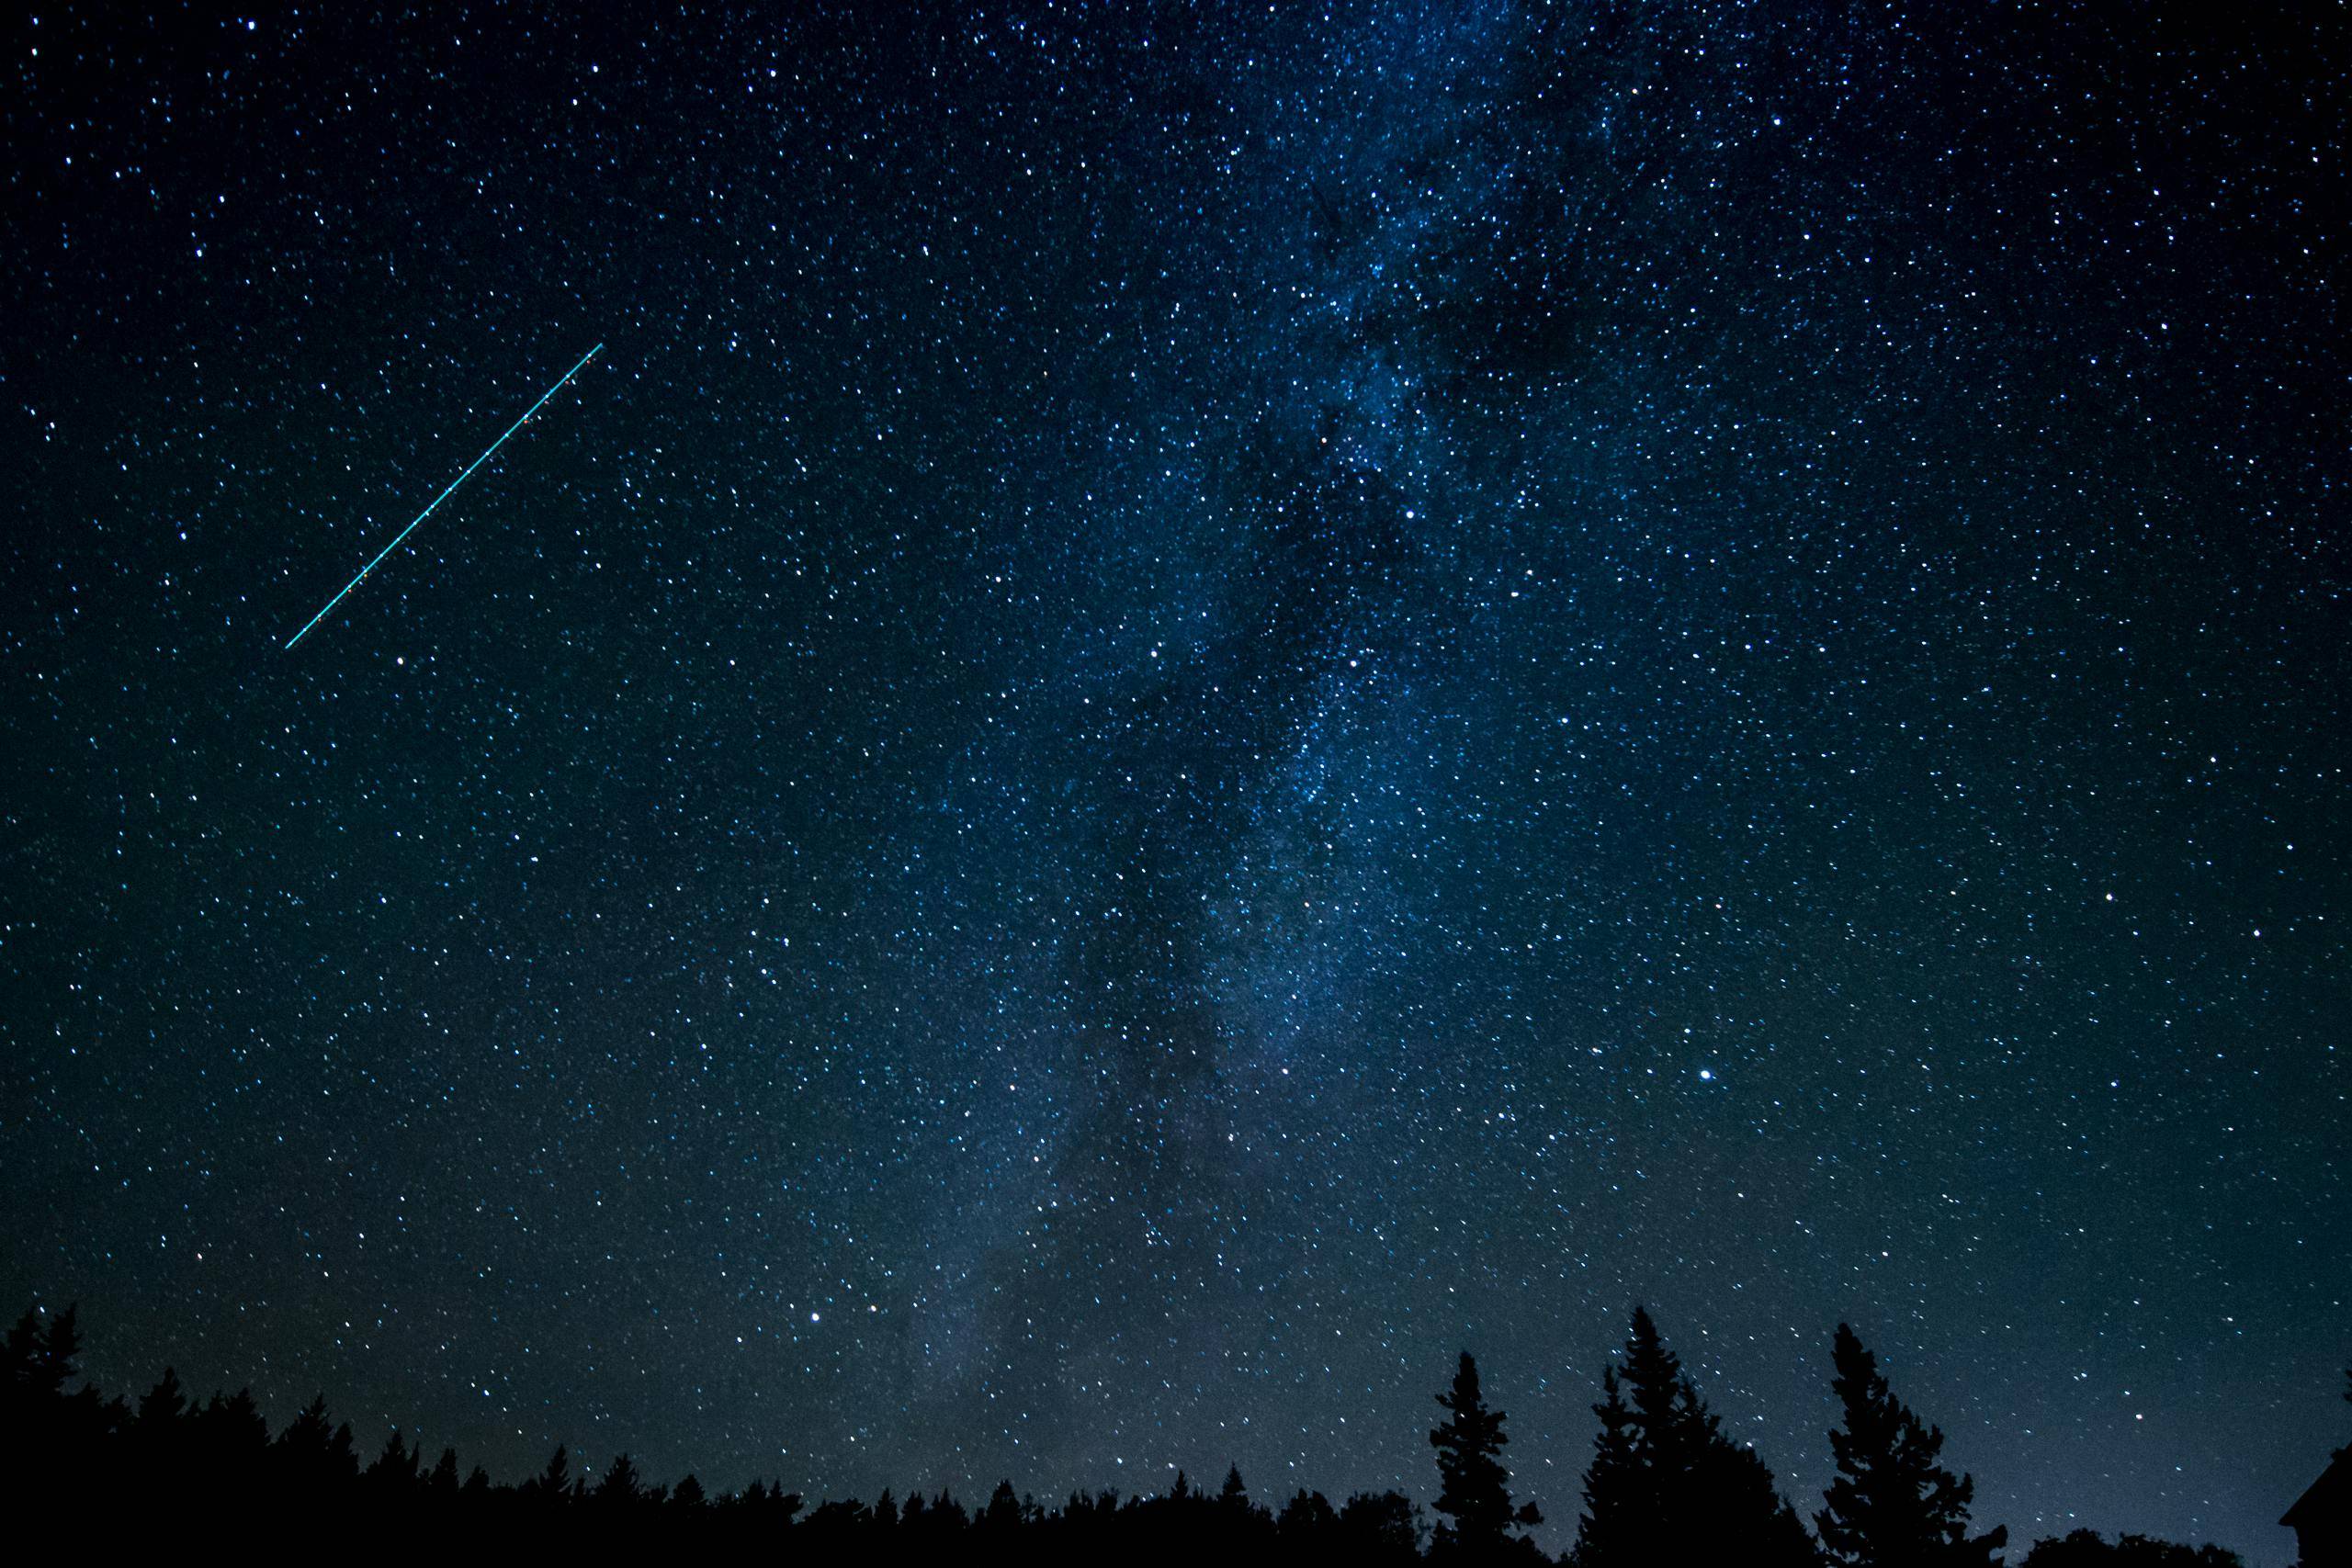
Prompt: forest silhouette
<box><xmin>0</xmin><ymin>1301</ymin><xmax>2273</xmax><ymax>1564</ymax></box>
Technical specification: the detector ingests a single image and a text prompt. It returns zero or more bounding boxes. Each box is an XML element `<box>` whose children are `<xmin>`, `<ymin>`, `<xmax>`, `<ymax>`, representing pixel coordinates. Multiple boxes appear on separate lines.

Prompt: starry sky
<box><xmin>3</xmin><ymin>2</ymin><xmax>2345</xmax><ymax>1560</ymax></box>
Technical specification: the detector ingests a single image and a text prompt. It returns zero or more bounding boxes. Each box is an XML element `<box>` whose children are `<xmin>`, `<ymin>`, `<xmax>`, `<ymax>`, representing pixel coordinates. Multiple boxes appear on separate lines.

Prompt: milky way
<box><xmin>3</xmin><ymin>5</ymin><xmax>2344</xmax><ymax>1561</ymax></box>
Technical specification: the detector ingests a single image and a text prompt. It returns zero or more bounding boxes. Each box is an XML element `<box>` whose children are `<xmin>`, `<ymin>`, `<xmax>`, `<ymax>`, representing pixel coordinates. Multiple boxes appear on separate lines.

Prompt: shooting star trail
<box><xmin>283</xmin><ymin>341</ymin><xmax>604</xmax><ymax>649</ymax></box>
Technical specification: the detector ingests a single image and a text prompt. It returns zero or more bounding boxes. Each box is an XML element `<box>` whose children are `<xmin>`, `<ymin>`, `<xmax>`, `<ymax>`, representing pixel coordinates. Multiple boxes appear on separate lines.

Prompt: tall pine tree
<box><xmin>1429</xmin><ymin>1351</ymin><xmax>1541</xmax><ymax>1558</ymax></box>
<box><xmin>1578</xmin><ymin>1365</ymin><xmax>1644</xmax><ymax>1566</ymax></box>
<box><xmin>1816</xmin><ymin>1324</ymin><xmax>2005</xmax><ymax>1568</ymax></box>
<box><xmin>528</xmin><ymin>1441</ymin><xmax>572</xmax><ymax>1505</ymax></box>
<box><xmin>1576</xmin><ymin>1306</ymin><xmax>1819</xmax><ymax>1568</ymax></box>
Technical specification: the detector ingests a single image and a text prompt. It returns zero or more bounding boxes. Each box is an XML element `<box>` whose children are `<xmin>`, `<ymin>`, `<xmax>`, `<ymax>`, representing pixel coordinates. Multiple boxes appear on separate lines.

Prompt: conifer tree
<box><xmin>1577</xmin><ymin>1365</ymin><xmax>1644</xmax><ymax>1566</ymax></box>
<box><xmin>328</xmin><ymin>1418</ymin><xmax>360</xmax><ymax>1483</ymax></box>
<box><xmin>531</xmin><ymin>1441</ymin><xmax>572</xmax><ymax>1503</ymax></box>
<box><xmin>3</xmin><ymin>1310</ymin><xmax>44</xmax><ymax>1397</ymax></box>
<box><xmin>366</xmin><ymin>1427</ymin><xmax>419</xmax><ymax>1494</ymax></box>
<box><xmin>136</xmin><ymin>1366</ymin><xmax>187</xmax><ymax>1433</ymax></box>
<box><xmin>4</xmin><ymin>1305</ymin><xmax>81</xmax><ymax>1404</ymax></box>
<box><xmin>1816</xmin><ymin>1324</ymin><xmax>2005</xmax><ymax>1568</ymax></box>
<box><xmin>1429</xmin><ymin>1350</ymin><xmax>1541</xmax><ymax>1557</ymax></box>
<box><xmin>272</xmin><ymin>1393</ymin><xmax>335</xmax><ymax>1490</ymax></box>
<box><xmin>202</xmin><ymin>1389</ymin><xmax>269</xmax><ymax>1456</ymax></box>
<box><xmin>1280</xmin><ymin>1488</ymin><xmax>1339</xmax><ymax>1541</ymax></box>
<box><xmin>1576</xmin><ymin>1307</ymin><xmax>1817</xmax><ymax>1568</ymax></box>
<box><xmin>594</xmin><ymin>1450</ymin><xmax>643</xmax><ymax>1507</ymax></box>
<box><xmin>1340</xmin><ymin>1489</ymin><xmax>1428</xmax><ymax>1562</ymax></box>
<box><xmin>2016</xmin><ymin>1530</ymin><xmax>2245</xmax><ymax>1568</ymax></box>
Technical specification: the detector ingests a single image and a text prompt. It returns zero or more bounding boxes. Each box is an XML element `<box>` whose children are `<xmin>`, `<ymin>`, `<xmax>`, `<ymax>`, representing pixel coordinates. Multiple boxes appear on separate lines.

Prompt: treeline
<box><xmin>0</xmin><ymin>1303</ymin><xmax>2249</xmax><ymax>1565</ymax></box>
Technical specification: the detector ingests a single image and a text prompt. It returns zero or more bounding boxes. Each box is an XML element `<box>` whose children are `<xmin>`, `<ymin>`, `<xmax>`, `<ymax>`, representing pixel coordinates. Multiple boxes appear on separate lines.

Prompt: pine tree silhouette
<box><xmin>0</xmin><ymin>1292</ymin><xmax>2267</xmax><ymax>1563</ymax></box>
<box><xmin>2018</xmin><ymin>1529</ymin><xmax>2247</xmax><ymax>1567</ymax></box>
<box><xmin>365</xmin><ymin>1426</ymin><xmax>421</xmax><ymax>1499</ymax></box>
<box><xmin>980</xmin><ymin>1476</ymin><xmax>1023</xmax><ymax>1534</ymax></box>
<box><xmin>328</xmin><ymin>1418</ymin><xmax>360</xmax><ymax>1483</ymax></box>
<box><xmin>4</xmin><ymin>1304</ymin><xmax>81</xmax><ymax>1403</ymax></box>
<box><xmin>1</xmin><ymin>1306</ymin><xmax>107</xmax><ymax>1505</ymax></box>
<box><xmin>3</xmin><ymin>1310</ymin><xmax>46</xmax><ymax>1397</ymax></box>
<box><xmin>1817</xmin><ymin>1323</ymin><xmax>2005</xmax><ymax>1568</ymax></box>
<box><xmin>1575</xmin><ymin>1306</ymin><xmax>1817</xmax><ymax>1568</ymax></box>
<box><xmin>594</xmin><ymin>1450</ymin><xmax>644</xmax><ymax>1508</ymax></box>
<box><xmin>272</xmin><ymin>1395</ymin><xmax>331</xmax><ymax>1481</ymax></box>
<box><xmin>186</xmin><ymin>1386</ymin><xmax>268</xmax><ymax>1505</ymax></box>
<box><xmin>1428</xmin><ymin>1350</ymin><xmax>1541</xmax><ymax>1558</ymax></box>
<box><xmin>201</xmin><ymin>1388</ymin><xmax>268</xmax><ymax>1454</ymax></box>
<box><xmin>135</xmin><ymin>1366</ymin><xmax>187</xmax><ymax>1433</ymax></box>
<box><xmin>1279</xmin><ymin>1487</ymin><xmax>1339</xmax><ymax>1544</ymax></box>
<box><xmin>530</xmin><ymin>1441</ymin><xmax>572</xmax><ymax>1504</ymax></box>
<box><xmin>1577</xmin><ymin>1364</ymin><xmax>1643</xmax><ymax>1564</ymax></box>
<box><xmin>1339</xmin><ymin>1489</ymin><xmax>1428</xmax><ymax>1562</ymax></box>
<box><xmin>50</xmin><ymin>1308</ymin><xmax>83</xmax><ymax>1407</ymax></box>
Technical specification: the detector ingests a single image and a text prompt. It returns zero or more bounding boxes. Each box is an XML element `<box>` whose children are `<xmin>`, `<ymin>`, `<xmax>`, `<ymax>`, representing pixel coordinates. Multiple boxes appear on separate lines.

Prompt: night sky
<box><xmin>4</xmin><ymin>3</ymin><xmax>2346</xmax><ymax>1560</ymax></box>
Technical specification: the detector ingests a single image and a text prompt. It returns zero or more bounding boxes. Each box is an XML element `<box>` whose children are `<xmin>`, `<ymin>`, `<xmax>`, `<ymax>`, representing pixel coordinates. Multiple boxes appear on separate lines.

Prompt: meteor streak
<box><xmin>283</xmin><ymin>342</ymin><xmax>604</xmax><ymax>649</ymax></box>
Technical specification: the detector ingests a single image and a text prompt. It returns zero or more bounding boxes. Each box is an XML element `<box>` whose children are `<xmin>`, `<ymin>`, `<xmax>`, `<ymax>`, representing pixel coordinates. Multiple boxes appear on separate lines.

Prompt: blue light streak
<box><xmin>284</xmin><ymin>342</ymin><xmax>603</xmax><ymax>649</ymax></box>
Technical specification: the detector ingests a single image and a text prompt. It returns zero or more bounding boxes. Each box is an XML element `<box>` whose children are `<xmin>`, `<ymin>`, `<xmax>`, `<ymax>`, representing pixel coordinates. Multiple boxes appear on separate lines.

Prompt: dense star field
<box><xmin>3</xmin><ymin>3</ymin><xmax>2345</xmax><ymax>1559</ymax></box>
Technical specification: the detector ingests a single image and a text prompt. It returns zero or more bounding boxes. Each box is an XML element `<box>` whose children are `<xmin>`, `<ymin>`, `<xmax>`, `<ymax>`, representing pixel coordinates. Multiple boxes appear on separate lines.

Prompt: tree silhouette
<box><xmin>1817</xmin><ymin>1323</ymin><xmax>2005</xmax><ymax>1568</ymax></box>
<box><xmin>1575</xmin><ymin>1306</ymin><xmax>1817</xmax><ymax>1568</ymax></box>
<box><xmin>187</xmin><ymin>1386</ymin><xmax>270</xmax><ymax>1504</ymax></box>
<box><xmin>1339</xmin><ymin>1489</ymin><xmax>1428</xmax><ymax>1562</ymax></box>
<box><xmin>135</xmin><ymin>1366</ymin><xmax>187</xmax><ymax>1434</ymax></box>
<box><xmin>0</xmin><ymin>1295</ymin><xmax>2277</xmax><ymax>1563</ymax></box>
<box><xmin>2018</xmin><ymin>1529</ymin><xmax>2246</xmax><ymax>1568</ymax></box>
<box><xmin>1280</xmin><ymin>1487</ymin><xmax>1339</xmax><ymax>1544</ymax></box>
<box><xmin>365</xmin><ymin>1426</ymin><xmax>422</xmax><ymax>1501</ymax></box>
<box><xmin>529</xmin><ymin>1441</ymin><xmax>572</xmax><ymax>1503</ymax></box>
<box><xmin>1577</xmin><ymin>1364</ymin><xmax>1642</xmax><ymax>1565</ymax></box>
<box><xmin>594</xmin><ymin>1450</ymin><xmax>644</xmax><ymax>1509</ymax></box>
<box><xmin>274</xmin><ymin>1394</ymin><xmax>350</xmax><ymax>1490</ymax></box>
<box><xmin>1428</xmin><ymin>1350</ymin><xmax>1541</xmax><ymax>1558</ymax></box>
<box><xmin>979</xmin><ymin>1477</ymin><xmax>1023</xmax><ymax>1535</ymax></box>
<box><xmin>4</xmin><ymin>1304</ymin><xmax>81</xmax><ymax>1404</ymax></box>
<box><xmin>198</xmin><ymin>1389</ymin><xmax>269</xmax><ymax>1458</ymax></box>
